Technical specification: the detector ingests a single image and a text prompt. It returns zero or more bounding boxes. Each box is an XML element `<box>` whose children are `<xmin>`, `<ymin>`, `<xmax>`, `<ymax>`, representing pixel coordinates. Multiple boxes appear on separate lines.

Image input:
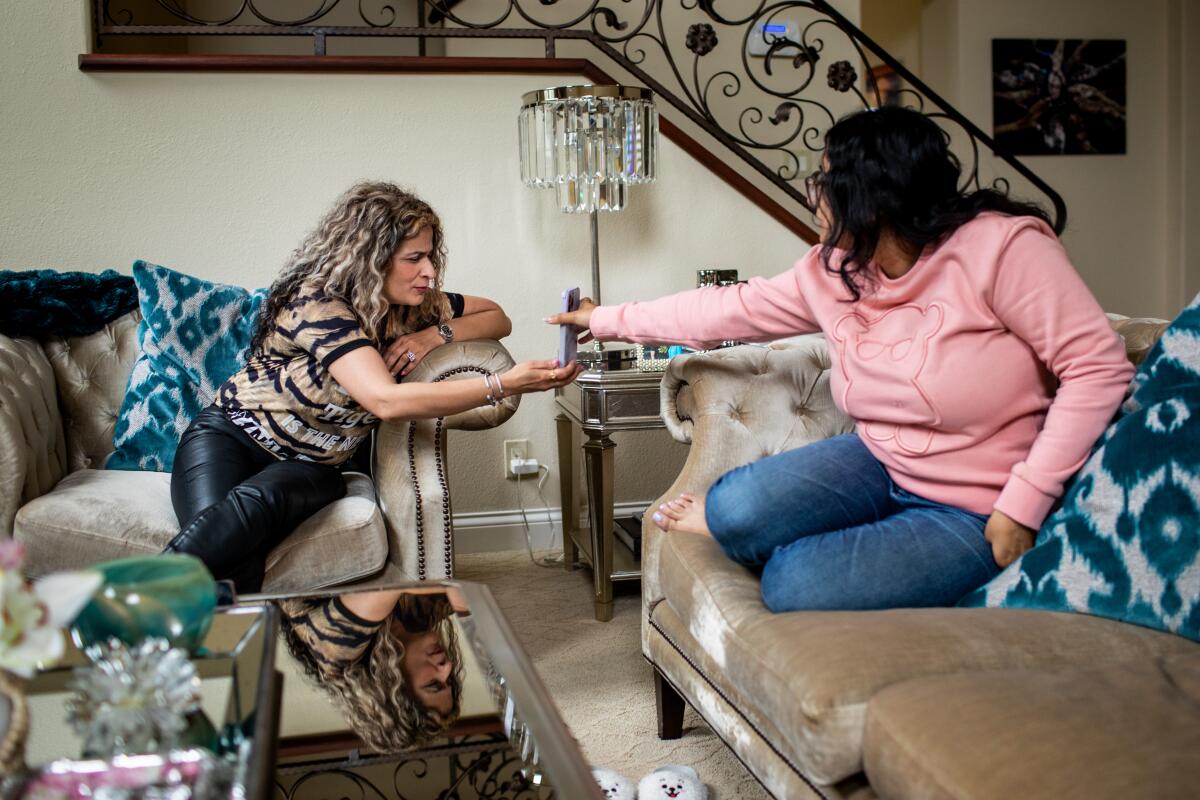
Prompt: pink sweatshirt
<box><xmin>590</xmin><ymin>214</ymin><xmax>1133</xmax><ymax>529</ymax></box>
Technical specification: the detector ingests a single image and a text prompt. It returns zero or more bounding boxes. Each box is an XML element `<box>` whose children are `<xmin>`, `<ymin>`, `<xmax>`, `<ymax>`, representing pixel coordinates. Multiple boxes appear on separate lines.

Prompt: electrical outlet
<box><xmin>503</xmin><ymin>439</ymin><xmax>531</xmax><ymax>479</ymax></box>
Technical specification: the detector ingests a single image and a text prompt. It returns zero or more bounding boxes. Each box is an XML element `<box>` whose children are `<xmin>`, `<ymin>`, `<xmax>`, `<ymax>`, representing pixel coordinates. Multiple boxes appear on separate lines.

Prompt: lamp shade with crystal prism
<box><xmin>519</xmin><ymin>85</ymin><xmax>659</xmax><ymax>214</ymax></box>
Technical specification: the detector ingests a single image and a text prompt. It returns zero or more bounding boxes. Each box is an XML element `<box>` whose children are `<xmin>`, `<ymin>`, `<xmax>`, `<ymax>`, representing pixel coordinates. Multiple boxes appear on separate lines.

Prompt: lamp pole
<box><xmin>588</xmin><ymin>209</ymin><xmax>605</xmax><ymax>359</ymax></box>
<box><xmin>589</xmin><ymin>209</ymin><xmax>602</xmax><ymax>306</ymax></box>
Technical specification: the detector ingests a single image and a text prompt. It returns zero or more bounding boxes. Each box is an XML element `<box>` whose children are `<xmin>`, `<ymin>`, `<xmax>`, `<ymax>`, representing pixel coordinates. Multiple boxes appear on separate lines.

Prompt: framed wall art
<box><xmin>992</xmin><ymin>38</ymin><xmax>1126</xmax><ymax>155</ymax></box>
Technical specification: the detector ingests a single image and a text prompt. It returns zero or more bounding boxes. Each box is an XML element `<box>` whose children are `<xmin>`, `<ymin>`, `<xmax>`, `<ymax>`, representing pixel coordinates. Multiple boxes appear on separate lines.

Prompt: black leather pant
<box><xmin>165</xmin><ymin>406</ymin><xmax>346</xmax><ymax>594</ymax></box>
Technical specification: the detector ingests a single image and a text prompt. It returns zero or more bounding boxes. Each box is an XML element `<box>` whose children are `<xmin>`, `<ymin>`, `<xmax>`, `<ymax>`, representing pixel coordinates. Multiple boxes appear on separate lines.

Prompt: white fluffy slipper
<box><xmin>592</xmin><ymin>766</ymin><xmax>636</xmax><ymax>800</ymax></box>
<box><xmin>637</xmin><ymin>765</ymin><xmax>708</xmax><ymax>800</ymax></box>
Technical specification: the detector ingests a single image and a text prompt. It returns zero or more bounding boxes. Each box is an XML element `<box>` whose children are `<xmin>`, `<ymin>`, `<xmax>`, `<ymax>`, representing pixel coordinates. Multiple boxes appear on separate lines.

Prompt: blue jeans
<box><xmin>705</xmin><ymin>434</ymin><xmax>1000</xmax><ymax>612</ymax></box>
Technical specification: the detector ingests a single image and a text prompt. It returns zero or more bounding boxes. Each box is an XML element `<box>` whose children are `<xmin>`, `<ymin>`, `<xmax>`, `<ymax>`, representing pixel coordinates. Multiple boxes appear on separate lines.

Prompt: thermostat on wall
<box><xmin>747</xmin><ymin>20</ymin><xmax>800</xmax><ymax>57</ymax></box>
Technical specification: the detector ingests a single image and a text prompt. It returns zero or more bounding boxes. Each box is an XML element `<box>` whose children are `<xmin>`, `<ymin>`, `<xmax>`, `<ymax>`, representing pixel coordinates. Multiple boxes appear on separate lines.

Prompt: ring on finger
<box><xmin>549</xmin><ymin>371</ymin><xmax>557</xmax><ymax>380</ymax></box>
<box><xmin>406</xmin><ymin>351</ymin><xmax>417</xmax><ymax>362</ymax></box>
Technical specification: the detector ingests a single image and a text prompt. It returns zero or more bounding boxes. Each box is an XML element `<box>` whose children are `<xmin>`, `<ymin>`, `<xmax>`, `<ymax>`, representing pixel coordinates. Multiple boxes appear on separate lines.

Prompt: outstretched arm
<box><xmin>548</xmin><ymin>257</ymin><xmax>821</xmax><ymax>349</ymax></box>
<box><xmin>330</xmin><ymin>345</ymin><xmax>580</xmax><ymax>422</ymax></box>
<box><xmin>385</xmin><ymin>295</ymin><xmax>513</xmax><ymax>377</ymax></box>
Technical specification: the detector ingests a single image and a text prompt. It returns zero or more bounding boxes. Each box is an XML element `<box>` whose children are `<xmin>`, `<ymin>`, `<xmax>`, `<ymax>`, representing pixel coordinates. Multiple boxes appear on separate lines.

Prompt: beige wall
<box><xmin>0</xmin><ymin>4</ymin><xmax>809</xmax><ymax>518</ymax></box>
<box><xmin>862</xmin><ymin>0</ymin><xmax>923</xmax><ymax>71</ymax></box>
<box><xmin>1172</xmin><ymin>0</ymin><xmax>1200</xmax><ymax>304</ymax></box>
<box><xmin>922</xmin><ymin>0</ymin><xmax>1183</xmax><ymax>318</ymax></box>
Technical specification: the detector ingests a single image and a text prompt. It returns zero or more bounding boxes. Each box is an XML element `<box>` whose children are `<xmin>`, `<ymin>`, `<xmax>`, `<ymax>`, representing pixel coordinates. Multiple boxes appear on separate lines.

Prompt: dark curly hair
<box><xmin>817</xmin><ymin>106</ymin><xmax>1052</xmax><ymax>301</ymax></box>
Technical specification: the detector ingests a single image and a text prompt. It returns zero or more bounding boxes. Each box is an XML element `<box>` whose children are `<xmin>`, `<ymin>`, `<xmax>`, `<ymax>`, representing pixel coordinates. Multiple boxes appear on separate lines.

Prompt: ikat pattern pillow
<box><xmin>960</xmin><ymin>292</ymin><xmax>1200</xmax><ymax>642</ymax></box>
<box><xmin>105</xmin><ymin>261</ymin><xmax>265</xmax><ymax>472</ymax></box>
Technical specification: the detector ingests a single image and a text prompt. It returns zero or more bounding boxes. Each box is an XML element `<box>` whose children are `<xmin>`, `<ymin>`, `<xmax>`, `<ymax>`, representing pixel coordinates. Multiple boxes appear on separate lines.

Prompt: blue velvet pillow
<box><xmin>106</xmin><ymin>261</ymin><xmax>266</xmax><ymax>472</ymax></box>
<box><xmin>960</xmin><ymin>293</ymin><xmax>1200</xmax><ymax>641</ymax></box>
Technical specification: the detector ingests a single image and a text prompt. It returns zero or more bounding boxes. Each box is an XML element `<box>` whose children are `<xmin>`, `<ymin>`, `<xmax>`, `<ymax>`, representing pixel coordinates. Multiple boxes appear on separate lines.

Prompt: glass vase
<box><xmin>71</xmin><ymin>555</ymin><xmax>217</xmax><ymax>655</ymax></box>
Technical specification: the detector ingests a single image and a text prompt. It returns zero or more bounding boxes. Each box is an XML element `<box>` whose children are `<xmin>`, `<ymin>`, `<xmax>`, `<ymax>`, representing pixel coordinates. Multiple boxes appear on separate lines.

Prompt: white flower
<box><xmin>35</xmin><ymin>571</ymin><xmax>105</xmax><ymax>629</ymax></box>
<box><xmin>0</xmin><ymin>547</ymin><xmax>101</xmax><ymax>678</ymax></box>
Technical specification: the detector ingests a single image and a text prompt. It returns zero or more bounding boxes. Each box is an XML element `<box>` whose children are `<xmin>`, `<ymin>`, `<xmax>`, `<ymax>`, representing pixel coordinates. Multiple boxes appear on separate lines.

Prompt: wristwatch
<box><xmin>436</xmin><ymin>322</ymin><xmax>455</xmax><ymax>343</ymax></box>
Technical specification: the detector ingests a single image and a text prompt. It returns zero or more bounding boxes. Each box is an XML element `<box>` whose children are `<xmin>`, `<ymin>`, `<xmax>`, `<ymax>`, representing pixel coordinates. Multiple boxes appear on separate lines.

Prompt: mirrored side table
<box><xmin>554</xmin><ymin>368</ymin><xmax>666</xmax><ymax>621</ymax></box>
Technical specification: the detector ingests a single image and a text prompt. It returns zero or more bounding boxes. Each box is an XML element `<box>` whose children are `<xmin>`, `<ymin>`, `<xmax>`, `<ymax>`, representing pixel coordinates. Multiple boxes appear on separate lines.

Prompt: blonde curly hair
<box><xmin>250</xmin><ymin>181</ymin><xmax>453</xmax><ymax>355</ymax></box>
<box><xmin>278</xmin><ymin>592</ymin><xmax>464</xmax><ymax>752</ymax></box>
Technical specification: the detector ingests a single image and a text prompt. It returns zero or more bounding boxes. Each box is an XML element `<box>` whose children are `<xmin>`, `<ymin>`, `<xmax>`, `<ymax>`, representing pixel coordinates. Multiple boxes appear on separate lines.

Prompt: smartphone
<box><xmin>558</xmin><ymin>287</ymin><xmax>581</xmax><ymax>367</ymax></box>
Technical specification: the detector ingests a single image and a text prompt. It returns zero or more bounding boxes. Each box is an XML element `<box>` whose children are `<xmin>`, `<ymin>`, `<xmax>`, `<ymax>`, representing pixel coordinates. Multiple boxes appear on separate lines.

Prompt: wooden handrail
<box><xmin>78</xmin><ymin>53</ymin><xmax>820</xmax><ymax>244</ymax></box>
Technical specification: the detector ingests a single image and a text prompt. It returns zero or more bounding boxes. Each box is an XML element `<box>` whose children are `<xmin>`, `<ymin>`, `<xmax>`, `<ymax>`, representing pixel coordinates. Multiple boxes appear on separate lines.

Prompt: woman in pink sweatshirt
<box><xmin>549</xmin><ymin>107</ymin><xmax>1133</xmax><ymax>612</ymax></box>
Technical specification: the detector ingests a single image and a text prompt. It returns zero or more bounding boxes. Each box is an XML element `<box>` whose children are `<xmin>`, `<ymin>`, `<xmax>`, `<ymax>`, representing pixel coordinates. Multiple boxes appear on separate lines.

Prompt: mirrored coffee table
<box><xmin>252</xmin><ymin>580</ymin><xmax>600</xmax><ymax>800</ymax></box>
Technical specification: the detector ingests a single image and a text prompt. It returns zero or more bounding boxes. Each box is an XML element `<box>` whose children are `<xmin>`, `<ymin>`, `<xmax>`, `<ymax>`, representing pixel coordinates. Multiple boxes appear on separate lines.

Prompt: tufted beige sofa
<box><xmin>0</xmin><ymin>310</ymin><xmax>518</xmax><ymax>593</ymax></box>
<box><xmin>643</xmin><ymin>317</ymin><xmax>1200</xmax><ymax>799</ymax></box>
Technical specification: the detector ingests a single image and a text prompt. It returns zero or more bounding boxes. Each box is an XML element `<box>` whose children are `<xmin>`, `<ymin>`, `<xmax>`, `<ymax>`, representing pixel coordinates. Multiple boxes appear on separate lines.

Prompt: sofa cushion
<box><xmin>13</xmin><ymin>469</ymin><xmax>387</xmax><ymax>592</ymax></box>
<box><xmin>962</xmin><ymin>293</ymin><xmax>1200</xmax><ymax>641</ymax></box>
<box><xmin>107</xmin><ymin>261</ymin><xmax>265</xmax><ymax>472</ymax></box>
<box><xmin>261</xmin><ymin>471</ymin><xmax>390</xmax><ymax>593</ymax></box>
<box><xmin>653</xmin><ymin>529</ymin><xmax>1199</xmax><ymax>785</ymax></box>
<box><xmin>862</xmin><ymin>653</ymin><xmax>1200</xmax><ymax>800</ymax></box>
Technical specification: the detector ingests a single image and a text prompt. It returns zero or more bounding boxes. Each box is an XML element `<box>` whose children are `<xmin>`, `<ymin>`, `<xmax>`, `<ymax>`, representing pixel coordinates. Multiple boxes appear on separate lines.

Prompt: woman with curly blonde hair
<box><xmin>165</xmin><ymin>182</ymin><xmax>581</xmax><ymax>591</ymax></box>
<box><xmin>277</xmin><ymin>588</ymin><xmax>466</xmax><ymax>750</ymax></box>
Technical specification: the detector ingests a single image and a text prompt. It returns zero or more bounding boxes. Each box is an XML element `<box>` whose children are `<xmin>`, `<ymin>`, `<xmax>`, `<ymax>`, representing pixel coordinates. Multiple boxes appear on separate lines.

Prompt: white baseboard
<box><xmin>453</xmin><ymin>501</ymin><xmax>650</xmax><ymax>554</ymax></box>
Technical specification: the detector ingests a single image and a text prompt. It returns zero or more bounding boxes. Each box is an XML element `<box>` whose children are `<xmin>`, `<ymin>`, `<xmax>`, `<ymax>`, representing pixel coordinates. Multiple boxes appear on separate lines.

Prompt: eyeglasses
<box><xmin>804</xmin><ymin>170</ymin><xmax>825</xmax><ymax>208</ymax></box>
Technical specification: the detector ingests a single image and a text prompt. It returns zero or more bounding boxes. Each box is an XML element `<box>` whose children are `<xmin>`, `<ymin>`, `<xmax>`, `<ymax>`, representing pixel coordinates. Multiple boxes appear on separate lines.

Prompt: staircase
<box><xmin>85</xmin><ymin>0</ymin><xmax>1066</xmax><ymax>243</ymax></box>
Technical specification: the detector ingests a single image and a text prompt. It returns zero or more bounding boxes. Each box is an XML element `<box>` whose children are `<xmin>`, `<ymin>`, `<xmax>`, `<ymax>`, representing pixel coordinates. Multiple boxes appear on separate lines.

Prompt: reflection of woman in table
<box><xmin>278</xmin><ymin>587</ymin><xmax>465</xmax><ymax>750</ymax></box>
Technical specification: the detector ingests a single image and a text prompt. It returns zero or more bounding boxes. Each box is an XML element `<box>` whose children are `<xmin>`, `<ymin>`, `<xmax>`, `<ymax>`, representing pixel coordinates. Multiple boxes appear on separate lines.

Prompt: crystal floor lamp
<box><xmin>518</xmin><ymin>84</ymin><xmax>659</xmax><ymax>368</ymax></box>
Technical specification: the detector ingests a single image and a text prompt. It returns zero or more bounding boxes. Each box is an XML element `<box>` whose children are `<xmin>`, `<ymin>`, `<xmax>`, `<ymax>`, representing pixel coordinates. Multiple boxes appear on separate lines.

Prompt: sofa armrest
<box><xmin>0</xmin><ymin>334</ymin><xmax>67</xmax><ymax>538</ymax></box>
<box><xmin>660</xmin><ymin>337</ymin><xmax>852</xmax><ymax>475</ymax></box>
<box><xmin>1106</xmin><ymin>313</ymin><xmax>1170</xmax><ymax>366</ymax></box>
<box><xmin>643</xmin><ymin>338</ymin><xmax>854</xmax><ymax>648</ymax></box>
<box><xmin>372</xmin><ymin>340</ymin><xmax>519</xmax><ymax>580</ymax></box>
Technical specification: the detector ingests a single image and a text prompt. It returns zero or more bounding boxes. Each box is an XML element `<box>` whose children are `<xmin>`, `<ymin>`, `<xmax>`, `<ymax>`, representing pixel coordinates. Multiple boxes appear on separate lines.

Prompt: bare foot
<box><xmin>651</xmin><ymin>493</ymin><xmax>712</xmax><ymax>536</ymax></box>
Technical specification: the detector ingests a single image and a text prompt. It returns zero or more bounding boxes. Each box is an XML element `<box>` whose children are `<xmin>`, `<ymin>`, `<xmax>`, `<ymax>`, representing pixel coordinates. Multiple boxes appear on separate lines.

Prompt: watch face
<box><xmin>438</xmin><ymin>323</ymin><xmax>454</xmax><ymax>342</ymax></box>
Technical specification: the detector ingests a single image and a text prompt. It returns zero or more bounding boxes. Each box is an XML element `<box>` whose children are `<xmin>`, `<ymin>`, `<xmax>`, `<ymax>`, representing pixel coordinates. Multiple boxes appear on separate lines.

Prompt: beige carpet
<box><xmin>456</xmin><ymin>550</ymin><xmax>771</xmax><ymax>800</ymax></box>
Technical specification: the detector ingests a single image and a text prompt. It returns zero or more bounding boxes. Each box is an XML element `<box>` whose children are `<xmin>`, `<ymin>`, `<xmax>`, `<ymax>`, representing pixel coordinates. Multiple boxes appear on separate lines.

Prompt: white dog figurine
<box><xmin>592</xmin><ymin>767</ymin><xmax>636</xmax><ymax>800</ymax></box>
<box><xmin>637</xmin><ymin>765</ymin><xmax>708</xmax><ymax>800</ymax></box>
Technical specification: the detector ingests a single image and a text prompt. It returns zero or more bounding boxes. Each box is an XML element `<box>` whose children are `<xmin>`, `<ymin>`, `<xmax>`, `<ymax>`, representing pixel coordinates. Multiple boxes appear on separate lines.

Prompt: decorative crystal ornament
<box><xmin>519</xmin><ymin>85</ymin><xmax>659</xmax><ymax>214</ymax></box>
<box><xmin>66</xmin><ymin>638</ymin><xmax>202</xmax><ymax>758</ymax></box>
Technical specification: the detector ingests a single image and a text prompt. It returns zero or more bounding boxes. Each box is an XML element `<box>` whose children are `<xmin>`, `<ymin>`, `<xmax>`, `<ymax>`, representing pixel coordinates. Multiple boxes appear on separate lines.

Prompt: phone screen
<box><xmin>558</xmin><ymin>287</ymin><xmax>580</xmax><ymax>367</ymax></box>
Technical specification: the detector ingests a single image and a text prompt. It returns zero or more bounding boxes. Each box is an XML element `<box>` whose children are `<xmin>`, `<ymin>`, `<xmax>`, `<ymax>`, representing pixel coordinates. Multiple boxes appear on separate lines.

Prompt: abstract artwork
<box><xmin>992</xmin><ymin>39</ymin><xmax>1126</xmax><ymax>155</ymax></box>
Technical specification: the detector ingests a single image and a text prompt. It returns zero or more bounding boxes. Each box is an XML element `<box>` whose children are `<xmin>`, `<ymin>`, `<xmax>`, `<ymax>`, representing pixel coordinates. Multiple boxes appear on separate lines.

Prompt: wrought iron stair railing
<box><xmin>89</xmin><ymin>1</ymin><xmax>1067</xmax><ymax>239</ymax></box>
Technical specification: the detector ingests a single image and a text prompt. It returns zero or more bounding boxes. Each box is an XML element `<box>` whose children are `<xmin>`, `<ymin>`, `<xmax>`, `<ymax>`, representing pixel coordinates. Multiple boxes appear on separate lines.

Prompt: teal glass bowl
<box><xmin>71</xmin><ymin>555</ymin><xmax>217</xmax><ymax>654</ymax></box>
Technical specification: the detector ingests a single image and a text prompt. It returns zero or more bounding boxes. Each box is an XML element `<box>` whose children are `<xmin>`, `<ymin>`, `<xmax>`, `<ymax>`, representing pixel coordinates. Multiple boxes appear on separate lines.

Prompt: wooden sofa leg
<box><xmin>655</xmin><ymin>669</ymin><xmax>685</xmax><ymax>740</ymax></box>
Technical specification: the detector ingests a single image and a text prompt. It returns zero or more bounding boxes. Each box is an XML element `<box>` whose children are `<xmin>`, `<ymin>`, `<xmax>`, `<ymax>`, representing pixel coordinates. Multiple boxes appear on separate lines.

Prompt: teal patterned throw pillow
<box><xmin>106</xmin><ymin>261</ymin><xmax>266</xmax><ymax>472</ymax></box>
<box><xmin>960</xmin><ymin>293</ymin><xmax>1200</xmax><ymax>641</ymax></box>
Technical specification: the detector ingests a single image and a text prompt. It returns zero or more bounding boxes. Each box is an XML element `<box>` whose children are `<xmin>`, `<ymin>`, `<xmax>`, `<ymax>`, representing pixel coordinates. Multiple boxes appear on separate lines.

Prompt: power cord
<box><xmin>514</xmin><ymin>465</ymin><xmax>563</xmax><ymax>568</ymax></box>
